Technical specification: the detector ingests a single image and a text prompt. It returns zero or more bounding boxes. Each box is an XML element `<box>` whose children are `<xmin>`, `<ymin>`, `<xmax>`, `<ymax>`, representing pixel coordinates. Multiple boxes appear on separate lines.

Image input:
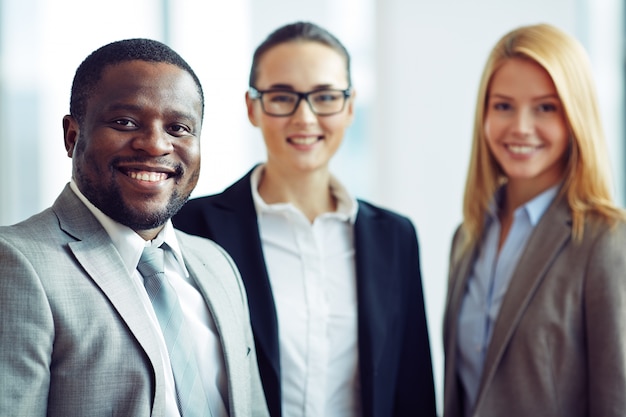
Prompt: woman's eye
<box><xmin>537</xmin><ymin>103</ymin><xmax>558</xmax><ymax>112</ymax></box>
<box><xmin>492</xmin><ymin>102</ymin><xmax>511</xmax><ymax>111</ymax></box>
<box><xmin>269</xmin><ymin>93</ymin><xmax>296</xmax><ymax>103</ymax></box>
<box><xmin>313</xmin><ymin>92</ymin><xmax>341</xmax><ymax>103</ymax></box>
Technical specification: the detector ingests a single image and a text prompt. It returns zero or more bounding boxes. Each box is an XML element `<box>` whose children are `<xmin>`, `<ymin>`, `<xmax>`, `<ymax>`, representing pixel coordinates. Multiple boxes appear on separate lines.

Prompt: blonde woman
<box><xmin>443</xmin><ymin>23</ymin><xmax>626</xmax><ymax>417</ymax></box>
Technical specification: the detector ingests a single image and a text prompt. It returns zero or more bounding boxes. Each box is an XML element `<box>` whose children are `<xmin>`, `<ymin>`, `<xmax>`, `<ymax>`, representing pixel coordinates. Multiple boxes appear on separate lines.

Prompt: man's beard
<box><xmin>73</xmin><ymin>139</ymin><xmax>195</xmax><ymax>231</ymax></box>
<box><xmin>83</xmin><ymin>177</ymin><xmax>189</xmax><ymax>231</ymax></box>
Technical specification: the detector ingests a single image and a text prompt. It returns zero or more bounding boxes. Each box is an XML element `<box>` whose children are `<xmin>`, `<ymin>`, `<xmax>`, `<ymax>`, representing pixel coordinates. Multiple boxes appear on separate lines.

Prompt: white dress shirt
<box><xmin>250</xmin><ymin>165</ymin><xmax>362</xmax><ymax>417</ymax></box>
<box><xmin>70</xmin><ymin>180</ymin><xmax>229</xmax><ymax>417</ymax></box>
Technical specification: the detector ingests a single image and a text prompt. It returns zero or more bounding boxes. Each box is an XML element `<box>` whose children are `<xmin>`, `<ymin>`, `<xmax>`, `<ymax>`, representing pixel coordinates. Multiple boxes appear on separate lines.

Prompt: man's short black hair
<box><xmin>70</xmin><ymin>38</ymin><xmax>204</xmax><ymax>125</ymax></box>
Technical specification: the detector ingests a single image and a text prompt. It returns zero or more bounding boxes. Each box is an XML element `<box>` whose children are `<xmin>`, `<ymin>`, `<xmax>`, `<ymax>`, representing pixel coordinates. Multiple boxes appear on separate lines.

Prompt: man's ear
<box><xmin>245</xmin><ymin>91</ymin><xmax>260</xmax><ymax>127</ymax></box>
<box><xmin>63</xmin><ymin>115</ymin><xmax>79</xmax><ymax>157</ymax></box>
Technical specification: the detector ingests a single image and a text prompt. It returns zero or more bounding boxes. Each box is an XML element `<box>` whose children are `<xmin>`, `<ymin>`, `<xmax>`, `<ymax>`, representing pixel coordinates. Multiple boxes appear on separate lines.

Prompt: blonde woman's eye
<box><xmin>493</xmin><ymin>102</ymin><xmax>511</xmax><ymax>111</ymax></box>
<box><xmin>537</xmin><ymin>103</ymin><xmax>558</xmax><ymax>112</ymax></box>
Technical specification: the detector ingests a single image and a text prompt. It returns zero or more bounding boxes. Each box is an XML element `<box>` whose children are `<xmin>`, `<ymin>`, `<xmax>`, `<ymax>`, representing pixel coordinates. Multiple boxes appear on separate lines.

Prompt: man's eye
<box><xmin>169</xmin><ymin>124</ymin><xmax>191</xmax><ymax>135</ymax></box>
<box><xmin>113</xmin><ymin>119</ymin><xmax>137</xmax><ymax>128</ymax></box>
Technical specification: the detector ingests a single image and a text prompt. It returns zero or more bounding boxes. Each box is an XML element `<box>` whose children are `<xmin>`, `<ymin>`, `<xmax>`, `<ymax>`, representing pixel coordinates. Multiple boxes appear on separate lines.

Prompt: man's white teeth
<box><xmin>129</xmin><ymin>171</ymin><xmax>167</xmax><ymax>182</ymax></box>
<box><xmin>508</xmin><ymin>144</ymin><xmax>536</xmax><ymax>154</ymax></box>
<box><xmin>290</xmin><ymin>137</ymin><xmax>319</xmax><ymax>145</ymax></box>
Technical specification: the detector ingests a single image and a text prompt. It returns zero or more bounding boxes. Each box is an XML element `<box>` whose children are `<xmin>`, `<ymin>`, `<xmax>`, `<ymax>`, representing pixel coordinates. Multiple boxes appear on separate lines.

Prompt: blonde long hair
<box><xmin>461</xmin><ymin>23</ymin><xmax>623</xmax><ymax>249</ymax></box>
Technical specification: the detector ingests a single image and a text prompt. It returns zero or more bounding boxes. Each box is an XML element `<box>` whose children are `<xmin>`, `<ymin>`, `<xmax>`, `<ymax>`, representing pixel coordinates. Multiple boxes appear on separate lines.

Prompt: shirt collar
<box><xmin>69</xmin><ymin>180</ymin><xmax>188</xmax><ymax>276</ymax></box>
<box><xmin>487</xmin><ymin>183</ymin><xmax>560</xmax><ymax>226</ymax></box>
<box><xmin>249</xmin><ymin>164</ymin><xmax>358</xmax><ymax>223</ymax></box>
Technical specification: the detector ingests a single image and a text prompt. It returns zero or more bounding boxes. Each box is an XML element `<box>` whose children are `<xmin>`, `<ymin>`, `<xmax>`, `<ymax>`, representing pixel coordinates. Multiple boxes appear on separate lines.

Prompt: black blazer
<box><xmin>173</xmin><ymin>167</ymin><xmax>437</xmax><ymax>417</ymax></box>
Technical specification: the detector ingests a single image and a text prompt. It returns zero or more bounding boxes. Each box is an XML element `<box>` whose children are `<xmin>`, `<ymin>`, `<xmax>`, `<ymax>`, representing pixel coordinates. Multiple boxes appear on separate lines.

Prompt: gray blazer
<box><xmin>443</xmin><ymin>196</ymin><xmax>626</xmax><ymax>417</ymax></box>
<box><xmin>0</xmin><ymin>184</ymin><xmax>269</xmax><ymax>417</ymax></box>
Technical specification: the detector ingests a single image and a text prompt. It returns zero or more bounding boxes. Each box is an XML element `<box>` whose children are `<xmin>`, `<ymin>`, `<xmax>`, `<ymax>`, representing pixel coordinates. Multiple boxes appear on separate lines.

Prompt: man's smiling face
<box><xmin>63</xmin><ymin>60</ymin><xmax>203</xmax><ymax>239</ymax></box>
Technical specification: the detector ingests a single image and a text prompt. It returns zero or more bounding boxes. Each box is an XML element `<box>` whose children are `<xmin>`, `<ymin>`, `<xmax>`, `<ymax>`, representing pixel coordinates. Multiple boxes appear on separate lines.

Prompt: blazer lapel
<box><xmin>203</xmin><ymin>172</ymin><xmax>283</xmax><ymax>417</ymax></box>
<box><xmin>208</xmin><ymin>174</ymin><xmax>280</xmax><ymax>377</ymax></box>
<box><xmin>53</xmin><ymin>185</ymin><xmax>166</xmax><ymax>412</ymax></box>
<box><xmin>445</xmin><ymin>229</ymin><xmax>479</xmax><ymax>349</ymax></box>
<box><xmin>443</xmin><ymin>228</ymin><xmax>479</xmax><ymax>417</ymax></box>
<box><xmin>181</xmin><ymin>241</ymin><xmax>249</xmax><ymax>411</ymax></box>
<box><xmin>69</xmin><ymin>238</ymin><xmax>165</xmax><ymax>367</ymax></box>
<box><xmin>475</xmin><ymin>198</ymin><xmax>572</xmax><ymax>407</ymax></box>
<box><xmin>353</xmin><ymin>203</ymin><xmax>400</xmax><ymax>412</ymax></box>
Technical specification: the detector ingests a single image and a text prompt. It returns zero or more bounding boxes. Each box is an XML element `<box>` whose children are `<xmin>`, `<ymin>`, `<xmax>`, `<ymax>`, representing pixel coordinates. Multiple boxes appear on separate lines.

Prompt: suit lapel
<box><xmin>69</xmin><ymin>237</ymin><xmax>165</xmax><ymax>368</ymax></box>
<box><xmin>53</xmin><ymin>185</ymin><xmax>166</xmax><ymax>412</ymax></box>
<box><xmin>203</xmin><ymin>173</ymin><xmax>283</xmax><ymax>416</ymax></box>
<box><xmin>443</xmin><ymin>229</ymin><xmax>478</xmax><ymax>417</ymax></box>
<box><xmin>475</xmin><ymin>198</ymin><xmax>572</xmax><ymax>407</ymax></box>
<box><xmin>353</xmin><ymin>203</ymin><xmax>399</xmax><ymax>412</ymax></box>
<box><xmin>181</xmin><ymin>238</ymin><xmax>247</xmax><ymax>408</ymax></box>
<box><xmin>208</xmin><ymin>175</ymin><xmax>280</xmax><ymax>375</ymax></box>
<box><xmin>445</xmin><ymin>230</ymin><xmax>478</xmax><ymax>349</ymax></box>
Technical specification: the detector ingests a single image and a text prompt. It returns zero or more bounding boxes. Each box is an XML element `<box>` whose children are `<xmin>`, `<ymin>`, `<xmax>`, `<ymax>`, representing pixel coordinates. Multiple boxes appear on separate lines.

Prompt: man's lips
<box><xmin>127</xmin><ymin>170</ymin><xmax>169</xmax><ymax>182</ymax></box>
<box><xmin>118</xmin><ymin>165</ymin><xmax>177</xmax><ymax>183</ymax></box>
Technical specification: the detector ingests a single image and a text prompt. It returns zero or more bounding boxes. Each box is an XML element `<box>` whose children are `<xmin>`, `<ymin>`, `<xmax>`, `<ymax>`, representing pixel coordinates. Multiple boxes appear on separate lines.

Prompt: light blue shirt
<box><xmin>456</xmin><ymin>184</ymin><xmax>559</xmax><ymax>417</ymax></box>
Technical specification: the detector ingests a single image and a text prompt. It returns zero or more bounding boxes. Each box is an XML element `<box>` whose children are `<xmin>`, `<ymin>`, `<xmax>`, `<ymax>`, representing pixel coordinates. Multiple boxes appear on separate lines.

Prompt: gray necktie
<box><xmin>137</xmin><ymin>245</ymin><xmax>212</xmax><ymax>417</ymax></box>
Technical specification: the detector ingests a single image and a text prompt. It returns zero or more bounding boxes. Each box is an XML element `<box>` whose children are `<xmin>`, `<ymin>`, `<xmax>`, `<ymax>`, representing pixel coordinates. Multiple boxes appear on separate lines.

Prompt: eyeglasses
<box><xmin>248</xmin><ymin>86</ymin><xmax>352</xmax><ymax>117</ymax></box>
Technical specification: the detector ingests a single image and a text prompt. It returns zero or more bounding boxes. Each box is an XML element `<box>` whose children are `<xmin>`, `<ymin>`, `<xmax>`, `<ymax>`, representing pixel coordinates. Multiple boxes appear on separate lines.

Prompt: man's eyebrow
<box><xmin>104</xmin><ymin>104</ymin><xmax>200</xmax><ymax>121</ymax></box>
<box><xmin>105</xmin><ymin>103</ymin><xmax>143</xmax><ymax>112</ymax></box>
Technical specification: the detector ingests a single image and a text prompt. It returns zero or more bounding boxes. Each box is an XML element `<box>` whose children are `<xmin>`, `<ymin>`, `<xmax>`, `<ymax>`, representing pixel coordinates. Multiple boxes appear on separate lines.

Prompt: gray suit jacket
<box><xmin>0</xmin><ymin>184</ymin><xmax>269</xmax><ymax>417</ymax></box>
<box><xmin>443</xmin><ymin>196</ymin><xmax>626</xmax><ymax>417</ymax></box>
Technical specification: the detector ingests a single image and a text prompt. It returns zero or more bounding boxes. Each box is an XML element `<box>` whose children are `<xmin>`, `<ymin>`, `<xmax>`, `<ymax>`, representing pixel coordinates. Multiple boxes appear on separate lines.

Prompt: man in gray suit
<box><xmin>0</xmin><ymin>39</ymin><xmax>269</xmax><ymax>417</ymax></box>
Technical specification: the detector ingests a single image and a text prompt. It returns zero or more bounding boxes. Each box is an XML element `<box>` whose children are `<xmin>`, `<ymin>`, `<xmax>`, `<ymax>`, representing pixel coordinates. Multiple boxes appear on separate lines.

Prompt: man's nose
<box><xmin>133</xmin><ymin>124</ymin><xmax>173</xmax><ymax>155</ymax></box>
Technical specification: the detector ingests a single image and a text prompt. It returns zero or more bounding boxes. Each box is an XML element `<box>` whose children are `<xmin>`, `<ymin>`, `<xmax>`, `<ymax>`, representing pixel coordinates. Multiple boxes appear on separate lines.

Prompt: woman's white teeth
<box><xmin>508</xmin><ymin>144</ymin><xmax>536</xmax><ymax>154</ymax></box>
<box><xmin>290</xmin><ymin>137</ymin><xmax>319</xmax><ymax>145</ymax></box>
<box><xmin>129</xmin><ymin>171</ymin><xmax>167</xmax><ymax>182</ymax></box>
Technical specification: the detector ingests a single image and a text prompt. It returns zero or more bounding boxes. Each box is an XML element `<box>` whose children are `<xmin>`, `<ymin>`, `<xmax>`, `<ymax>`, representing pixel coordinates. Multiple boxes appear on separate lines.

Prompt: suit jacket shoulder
<box><xmin>0</xmin><ymin>185</ymin><xmax>160</xmax><ymax>416</ymax></box>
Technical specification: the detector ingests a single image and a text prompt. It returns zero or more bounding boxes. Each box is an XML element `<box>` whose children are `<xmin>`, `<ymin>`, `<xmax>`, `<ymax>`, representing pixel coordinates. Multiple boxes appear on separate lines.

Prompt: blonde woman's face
<box><xmin>246</xmin><ymin>41</ymin><xmax>354</xmax><ymax>177</ymax></box>
<box><xmin>484</xmin><ymin>58</ymin><xmax>569</xmax><ymax>192</ymax></box>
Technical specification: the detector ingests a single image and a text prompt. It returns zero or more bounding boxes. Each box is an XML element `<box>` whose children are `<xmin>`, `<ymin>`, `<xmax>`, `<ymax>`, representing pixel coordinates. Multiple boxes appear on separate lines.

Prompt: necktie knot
<box><xmin>137</xmin><ymin>246</ymin><xmax>165</xmax><ymax>278</ymax></box>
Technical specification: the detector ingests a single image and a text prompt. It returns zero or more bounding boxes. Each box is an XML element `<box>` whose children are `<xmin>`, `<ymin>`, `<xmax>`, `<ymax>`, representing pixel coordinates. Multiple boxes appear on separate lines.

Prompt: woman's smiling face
<box><xmin>484</xmin><ymin>57</ymin><xmax>569</xmax><ymax>192</ymax></box>
<box><xmin>246</xmin><ymin>41</ymin><xmax>354</xmax><ymax>176</ymax></box>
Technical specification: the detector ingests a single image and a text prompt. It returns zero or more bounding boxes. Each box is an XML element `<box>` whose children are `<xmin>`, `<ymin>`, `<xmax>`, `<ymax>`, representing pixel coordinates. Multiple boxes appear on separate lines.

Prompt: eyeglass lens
<box><xmin>261</xmin><ymin>90</ymin><xmax>347</xmax><ymax>116</ymax></box>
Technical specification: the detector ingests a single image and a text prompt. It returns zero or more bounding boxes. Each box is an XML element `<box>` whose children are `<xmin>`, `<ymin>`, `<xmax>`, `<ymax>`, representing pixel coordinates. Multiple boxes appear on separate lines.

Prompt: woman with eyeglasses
<box><xmin>173</xmin><ymin>21</ymin><xmax>437</xmax><ymax>417</ymax></box>
<box><xmin>443</xmin><ymin>24</ymin><xmax>626</xmax><ymax>417</ymax></box>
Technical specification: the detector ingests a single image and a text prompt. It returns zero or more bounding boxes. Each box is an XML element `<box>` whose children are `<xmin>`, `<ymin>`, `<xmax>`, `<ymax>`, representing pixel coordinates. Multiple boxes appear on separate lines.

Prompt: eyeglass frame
<box><xmin>248</xmin><ymin>86</ymin><xmax>353</xmax><ymax>117</ymax></box>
